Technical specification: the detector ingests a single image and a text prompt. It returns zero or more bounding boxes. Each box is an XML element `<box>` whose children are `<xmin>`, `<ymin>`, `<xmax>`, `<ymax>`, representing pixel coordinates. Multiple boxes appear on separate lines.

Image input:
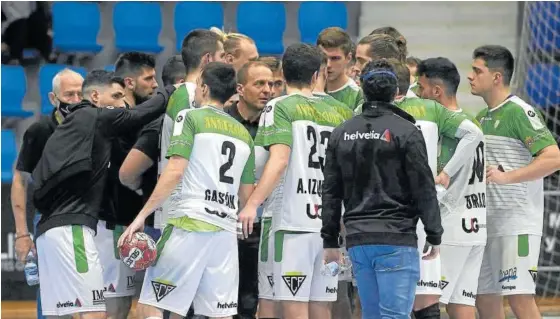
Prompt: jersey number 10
<box><xmin>219</xmin><ymin>141</ymin><xmax>236</xmax><ymax>184</ymax></box>
<box><xmin>468</xmin><ymin>141</ymin><xmax>485</xmax><ymax>185</ymax></box>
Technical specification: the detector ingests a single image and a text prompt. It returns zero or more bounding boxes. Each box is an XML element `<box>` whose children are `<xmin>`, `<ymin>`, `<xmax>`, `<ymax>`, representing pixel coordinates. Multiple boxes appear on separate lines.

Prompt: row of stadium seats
<box><xmin>52</xmin><ymin>1</ymin><xmax>347</xmax><ymax>55</ymax></box>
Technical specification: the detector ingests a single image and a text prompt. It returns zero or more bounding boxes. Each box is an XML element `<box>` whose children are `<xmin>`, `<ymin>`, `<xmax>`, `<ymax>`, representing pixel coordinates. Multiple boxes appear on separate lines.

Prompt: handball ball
<box><xmin>119</xmin><ymin>232</ymin><xmax>157</xmax><ymax>271</ymax></box>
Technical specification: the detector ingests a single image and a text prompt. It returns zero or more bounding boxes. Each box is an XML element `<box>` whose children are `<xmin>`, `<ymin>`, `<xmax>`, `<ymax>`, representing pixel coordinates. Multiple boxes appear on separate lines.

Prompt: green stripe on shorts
<box><xmin>113</xmin><ymin>225</ymin><xmax>124</xmax><ymax>259</ymax></box>
<box><xmin>274</xmin><ymin>230</ymin><xmax>285</xmax><ymax>263</ymax></box>
<box><xmin>518</xmin><ymin>234</ymin><xmax>529</xmax><ymax>257</ymax></box>
<box><xmin>72</xmin><ymin>225</ymin><xmax>89</xmax><ymax>273</ymax></box>
<box><xmin>155</xmin><ymin>225</ymin><xmax>173</xmax><ymax>264</ymax></box>
<box><xmin>260</xmin><ymin>219</ymin><xmax>272</xmax><ymax>262</ymax></box>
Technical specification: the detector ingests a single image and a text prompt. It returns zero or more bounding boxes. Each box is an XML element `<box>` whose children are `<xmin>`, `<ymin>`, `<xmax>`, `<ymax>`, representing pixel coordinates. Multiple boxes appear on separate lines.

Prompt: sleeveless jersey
<box><xmin>476</xmin><ymin>95</ymin><xmax>556</xmax><ymax>237</ymax></box>
<box><xmin>155</xmin><ymin>82</ymin><xmax>197</xmax><ymax>229</ymax></box>
<box><xmin>438</xmin><ymin>110</ymin><xmax>486</xmax><ymax>245</ymax></box>
<box><xmin>254</xmin><ymin>93</ymin><xmax>346</xmax><ymax>232</ymax></box>
<box><xmin>165</xmin><ymin>106</ymin><xmax>255</xmax><ymax>233</ymax></box>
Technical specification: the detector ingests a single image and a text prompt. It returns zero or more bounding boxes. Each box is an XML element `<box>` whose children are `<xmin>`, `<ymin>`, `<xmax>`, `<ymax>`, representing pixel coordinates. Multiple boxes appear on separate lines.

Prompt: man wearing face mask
<box><xmin>225</xmin><ymin>61</ymin><xmax>273</xmax><ymax>319</ymax></box>
<box><xmin>31</xmin><ymin>70</ymin><xmax>176</xmax><ymax>319</ymax></box>
<box><xmin>11</xmin><ymin>68</ymin><xmax>83</xmax><ymax>319</ymax></box>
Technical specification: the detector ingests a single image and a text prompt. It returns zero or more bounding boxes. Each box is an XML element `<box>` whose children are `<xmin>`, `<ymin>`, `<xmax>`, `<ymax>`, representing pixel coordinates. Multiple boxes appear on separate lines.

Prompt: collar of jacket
<box><xmin>67</xmin><ymin>100</ymin><xmax>95</xmax><ymax>113</ymax></box>
<box><xmin>361</xmin><ymin>100</ymin><xmax>416</xmax><ymax>124</ymax></box>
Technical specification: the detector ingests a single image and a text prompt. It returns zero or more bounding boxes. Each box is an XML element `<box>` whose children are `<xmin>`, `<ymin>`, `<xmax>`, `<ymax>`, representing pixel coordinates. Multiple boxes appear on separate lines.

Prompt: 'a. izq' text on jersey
<box><xmin>476</xmin><ymin>95</ymin><xmax>556</xmax><ymax>238</ymax></box>
<box><xmin>166</xmin><ymin>106</ymin><xmax>256</xmax><ymax>233</ymax></box>
<box><xmin>255</xmin><ymin>93</ymin><xmax>346</xmax><ymax>232</ymax></box>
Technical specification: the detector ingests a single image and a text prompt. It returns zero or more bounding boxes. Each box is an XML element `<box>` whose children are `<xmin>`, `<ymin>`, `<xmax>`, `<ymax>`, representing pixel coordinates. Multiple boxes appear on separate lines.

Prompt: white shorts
<box><xmin>440</xmin><ymin>245</ymin><xmax>484</xmax><ymax>306</ymax></box>
<box><xmin>478</xmin><ymin>235</ymin><xmax>540</xmax><ymax>296</ymax></box>
<box><xmin>139</xmin><ymin>226</ymin><xmax>239</xmax><ymax>317</ymax></box>
<box><xmin>273</xmin><ymin>231</ymin><xmax>338</xmax><ymax>302</ymax></box>
<box><xmin>416</xmin><ymin>220</ymin><xmax>442</xmax><ymax>295</ymax></box>
<box><xmin>37</xmin><ymin>225</ymin><xmax>106</xmax><ymax>316</ymax></box>
<box><xmin>94</xmin><ymin>221</ymin><xmax>136</xmax><ymax>298</ymax></box>
<box><xmin>258</xmin><ymin>218</ymin><xmax>274</xmax><ymax>300</ymax></box>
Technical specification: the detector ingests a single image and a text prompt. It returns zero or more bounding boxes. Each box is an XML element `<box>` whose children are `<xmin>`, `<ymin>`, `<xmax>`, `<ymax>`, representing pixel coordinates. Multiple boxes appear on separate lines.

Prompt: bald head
<box><xmin>49</xmin><ymin>69</ymin><xmax>84</xmax><ymax>108</ymax></box>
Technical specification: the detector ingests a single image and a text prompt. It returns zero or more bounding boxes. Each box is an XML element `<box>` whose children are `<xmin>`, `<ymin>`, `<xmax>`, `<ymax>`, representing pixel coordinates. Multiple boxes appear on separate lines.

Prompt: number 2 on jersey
<box><xmin>468</xmin><ymin>141</ymin><xmax>484</xmax><ymax>185</ymax></box>
<box><xmin>219</xmin><ymin>141</ymin><xmax>236</xmax><ymax>184</ymax></box>
<box><xmin>307</xmin><ymin>126</ymin><xmax>330</xmax><ymax>171</ymax></box>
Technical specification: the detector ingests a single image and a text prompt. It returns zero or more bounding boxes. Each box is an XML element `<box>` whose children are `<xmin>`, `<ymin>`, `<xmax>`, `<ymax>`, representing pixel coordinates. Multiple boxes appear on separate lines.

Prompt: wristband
<box><xmin>15</xmin><ymin>233</ymin><xmax>31</xmax><ymax>241</ymax></box>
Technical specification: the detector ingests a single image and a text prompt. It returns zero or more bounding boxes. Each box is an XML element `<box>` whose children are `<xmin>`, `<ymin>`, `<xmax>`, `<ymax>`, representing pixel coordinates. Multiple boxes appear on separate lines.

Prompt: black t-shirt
<box><xmin>133</xmin><ymin>116</ymin><xmax>161</xmax><ymax>201</ymax></box>
<box><xmin>16</xmin><ymin>112</ymin><xmax>58</xmax><ymax>174</ymax></box>
<box><xmin>225</xmin><ymin>102</ymin><xmax>259</xmax><ymax>139</ymax></box>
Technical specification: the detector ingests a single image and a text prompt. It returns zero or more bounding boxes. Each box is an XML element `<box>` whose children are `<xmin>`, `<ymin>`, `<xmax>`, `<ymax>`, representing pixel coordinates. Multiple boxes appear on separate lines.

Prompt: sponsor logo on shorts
<box><xmin>440</xmin><ymin>280</ymin><xmax>449</xmax><ymax>290</ymax></box>
<box><xmin>529</xmin><ymin>269</ymin><xmax>538</xmax><ymax>283</ymax></box>
<box><xmin>57</xmin><ymin>299</ymin><xmax>82</xmax><ymax>308</ymax></box>
<box><xmin>267</xmin><ymin>275</ymin><xmax>274</xmax><ymax>288</ymax></box>
<box><xmin>417</xmin><ymin>280</ymin><xmax>439</xmax><ymax>288</ymax></box>
<box><xmin>282</xmin><ymin>273</ymin><xmax>307</xmax><ymax>296</ymax></box>
<box><xmin>127</xmin><ymin>276</ymin><xmax>135</xmax><ymax>290</ymax></box>
<box><xmin>151</xmin><ymin>280</ymin><xmax>176</xmax><ymax>302</ymax></box>
<box><xmin>108</xmin><ymin>283</ymin><xmax>116</xmax><ymax>293</ymax></box>
<box><xmin>502</xmin><ymin>284</ymin><xmax>516</xmax><ymax>291</ymax></box>
<box><xmin>325</xmin><ymin>286</ymin><xmax>337</xmax><ymax>294</ymax></box>
<box><xmin>92</xmin><ymin>289</ymin><xmax>105</xmax><ymax>305</ymax></box>
<box><xmin>216</xmin><ymin>302</ymin><xmax>237</xmax><ymax>309</ymax></box>
<box><xmin>498</xmin><ymin>267</ymin><xmax>517</xmax><ymax>283</ymax></box>
<box><xmin>461</xmin><ymin>217</ymin><xmax>486</xmax><ymax>233</ymax></box>
<box><xmin>462</xmin><ymin>290</ymin><xmax>476</xmax><ymax>299</ymax></box>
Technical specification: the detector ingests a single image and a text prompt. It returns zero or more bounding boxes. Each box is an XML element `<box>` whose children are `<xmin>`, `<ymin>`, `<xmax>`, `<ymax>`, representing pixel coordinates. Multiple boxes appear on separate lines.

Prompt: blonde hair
<box><xmin>210</xmin><ymin>26</ymin><xmax>255</xmax><ymax>58</ymax></box>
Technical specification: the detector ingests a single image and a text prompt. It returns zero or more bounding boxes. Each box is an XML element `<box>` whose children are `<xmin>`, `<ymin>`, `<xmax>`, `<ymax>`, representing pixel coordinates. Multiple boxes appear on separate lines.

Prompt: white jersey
<box><xmin>165</xmin><ymin>106</ymin><xmax>255</xmax><ymax>233</ymax></box>
<box><xmin>155</xmin><ymin>82</ymin><xmax>196</xmax><ymax>229</ymax></box>
<box><xmin>476</xmin><ymin>95</ymin><xmax>556</xmax><ymax>237</ymax></box>
<box><xmin>254</xmin><ymin>93</ymin><xmax>345</xmax><ymax>232</ymax></box>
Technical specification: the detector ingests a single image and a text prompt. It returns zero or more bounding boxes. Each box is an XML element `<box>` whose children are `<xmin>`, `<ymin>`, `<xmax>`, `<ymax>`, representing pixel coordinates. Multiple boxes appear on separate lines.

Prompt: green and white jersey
<box><xmin>437</xmin><ymin>110</ymin><xmax>486</xmax><ymax>245</ymax></box>
<box><xmin>255</xmin><ymin>93</ymin><xmax>345</xmax><ymax>232</ymax></box>
<box><xmin>313</xmin><ymin>92</ymin><xmax>353</xmax><ymax>120</ymax></box>
<box><xmin>155</xmin><ymin>82</ymin><xmax>197</xmax><ymax>229</ymax></box>
<box><xmin>166</xmin><ymin>106</ymin><xmax>255</xmax><ymax>233</ymax></box>
<box><xmin>476</xmin><ymin>95</ymin><xmax>556</xmax><ymax>237</ymax></box>
<box><xmin>328</xmin><ymin>78</ymin><xmax>364</xmax><ymax>113</ymax></box>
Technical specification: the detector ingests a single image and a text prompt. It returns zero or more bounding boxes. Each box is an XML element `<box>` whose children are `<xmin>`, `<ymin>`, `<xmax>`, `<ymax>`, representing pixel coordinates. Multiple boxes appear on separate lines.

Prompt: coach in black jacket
<box><xmin>320</xmin><ymin>60</ymin><xmax>443</xmax><ymax>318</ymax></box>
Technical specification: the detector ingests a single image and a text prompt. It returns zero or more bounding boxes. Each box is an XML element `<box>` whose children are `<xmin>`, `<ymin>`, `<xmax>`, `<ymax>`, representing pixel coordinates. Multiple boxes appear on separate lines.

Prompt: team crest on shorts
<box><xmin>267</xmin><ymin>275</ymin><xmax>274</xmax><ymax>287</ymax></box>
<box><xmin>282</xmin><ymin>272</ymin><xmax>306</xmax><ymax>296</ymax></box>
<box><xmin>529</xmin><ymin>269</ymin><xmax>538</xmax><ymax>283</ymax></box>
<box><xmin>151</xmin><ymin>280</ymin><xmax>176</xmax><ymax>302</ymax></box>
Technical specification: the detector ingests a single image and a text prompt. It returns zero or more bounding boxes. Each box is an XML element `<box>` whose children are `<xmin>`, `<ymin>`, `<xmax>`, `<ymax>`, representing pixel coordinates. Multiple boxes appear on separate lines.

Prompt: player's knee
<box><xmin>79</xmin><ymin>311</ymin><xmax>107</xmax><ymax>319</ymax></box>
<box><xmin>413</xmin><ymin>295</ymin><xmax>440</xmax><ymax>311</ymax></box>
<box><xmin>106</xmin><ymin>297</ymin><xmax>132</xmax><ymax>319</ymax></box>
<box><xmin>413</xmin><ymin>303</ymin><xmax>441</xmax><ymax>319</ymax></box>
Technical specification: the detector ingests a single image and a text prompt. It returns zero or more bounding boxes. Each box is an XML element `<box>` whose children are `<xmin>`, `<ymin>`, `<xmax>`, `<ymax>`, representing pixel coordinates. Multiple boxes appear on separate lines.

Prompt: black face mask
<box><xmin>57</xmin><ymin>100</ymin><xmax>73</xmax><ymax>118</ymax></box>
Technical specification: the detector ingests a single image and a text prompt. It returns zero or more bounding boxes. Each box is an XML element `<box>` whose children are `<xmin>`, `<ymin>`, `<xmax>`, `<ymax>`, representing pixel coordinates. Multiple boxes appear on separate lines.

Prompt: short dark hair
<box><xmin>82</xmin><ymin>70</ymin><xmax>124</xmax><ymax>95</ymax></box>
<box><xmin>258</xmin><ymin>56</ymin><xmax>282</xmax><ymax>73</ymax></box>
<box><xmin>360</xmin><ymin>59</ymin><xmax>398</xmax><ymax>103</ymax></box>
<box><xmin>349</xmin><ymin>42</ymin><xmax>357</xmax><ymax>65</ymax></box>
<box><xmin>181</xmin><ymin>29</ymin><xmax>223</xmax><ymax>75</ymax></box>
<box><xmin>162</xmin><ymin>55</ymin><xmax>186</xmax><ymax>86</ymax></box>
<box><xmin>358</xmin><ymin>34</ymin><xmax>403</xmax><ymax>62</ymax></box>
<box><xmin>406</xmin><ymin>56</ymin><xmax>422</xmax><ymax>67</ymax></box>
<box><xmin>472</xmin><ymin>45</ymin><xmax>514</xmax><ymax>86</ymax></box>
<box><xmin>369</xmin><ymin>26</ymin><xmax>408</xmax><ymax>57</ymax></box>
<box><xmin>237</xmin><ymin>61</ymin><xmax>271</xmax><ymax>85</ymax></box>
<box><xmin>201</xmin><ymin>62</ymin><xmax>236</xmax><ymax>104</ymax></box>
<box><xmin>282</xmin><ymin>43</ymin><xmax>322</xmax><ymax>89</ymax></box>
<box><xmin>386</xmin><ymin>58</ymin><xmax>411</xmax><ymax>96</ymax></box>
<box><xmin>417</xmin><ymin>57</ymin><xmax>460</xmax><ymax>96</ymax></box>
<box><xmin>316</xmin><ymin>27</ymin><xmax>353</xmax><ymax>55</ymax></box>
<box><xmin>114</xmin><ymin>52</ymin><xmax>156</xmax><ymax>78</ymax></box>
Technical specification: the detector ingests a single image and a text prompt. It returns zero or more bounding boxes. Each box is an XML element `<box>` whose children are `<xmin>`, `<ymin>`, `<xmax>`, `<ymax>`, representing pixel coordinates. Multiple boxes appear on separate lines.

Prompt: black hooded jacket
<box><xmin>32</xmin><ymin>86</ymin><xmax>175</xmax><ymax>238</ymax></box>
<box><xmin>320</xmin><ymin>101</ymin><xmax>443</xmax><ymax>249</ymax></box>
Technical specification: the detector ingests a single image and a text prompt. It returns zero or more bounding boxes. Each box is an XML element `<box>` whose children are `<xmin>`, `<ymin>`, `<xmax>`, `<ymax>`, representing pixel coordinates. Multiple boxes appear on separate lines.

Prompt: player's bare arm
<box><xmin>487</xmin><ymin>144</ymin><xmax>560</xmax><ymax>184</ymax></box>
<box><xmin>11</xmin><ymin>170</ymin><xmax>34</xmax><ymax>262</ymax></box>
<box><xmin>238</xmin><ymin>183</ymin><xmax>256</xmax><ymax>239</ymax></box>
<box><xmin>241</xmin><ymin>144</ymin><xmax>291</xmax><ymax>213</ymax></box>
<box><xmin>119</xmin><ymin>155</ymin><xmax>188</xmax><ymax>246</ymax></box>
<box><xmin>119</xmin><ymin>148</ymin><xmax>154</xmax><ymax>190</ymax></box>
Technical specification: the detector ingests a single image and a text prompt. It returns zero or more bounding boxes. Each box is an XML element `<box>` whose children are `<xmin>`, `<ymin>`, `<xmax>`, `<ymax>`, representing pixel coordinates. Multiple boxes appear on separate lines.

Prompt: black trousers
<box><xmin>178</xmin><ymin>222</ymin><xmax>262</xmax><ymax>319</ymax></box>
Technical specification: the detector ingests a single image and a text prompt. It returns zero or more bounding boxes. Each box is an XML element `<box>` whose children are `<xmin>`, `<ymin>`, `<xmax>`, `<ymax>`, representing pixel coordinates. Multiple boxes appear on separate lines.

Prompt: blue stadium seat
<box><xmin>528</xmin><ymin>2</ymin><xmax>560</xmax><ymax>53</ymax></box>
<box><xmin>39</xmin><ymin>64</ymin><xmax>87</xmax><ymax>115</ymax></box>
<box><xmin>52</xmin><ymin>2</ymin><xmax>102</xmax><ymax>53</ymax></box>
<box><xmin>2</xmin><ymin>130</ymin><xmax>18</xmax><ymax>183</ymax></box>
<box><xmin>104</xmin><ymin>65</ymin><xmax>116</xmax><ymax>72</ymax></box>
<box><xmin>174</xmin><ymin>2</ymin><xmax>224</xmax><ymax>52</ymax></box>
<box><xmin>298</xmin><ymin>2</ymin><xmax>348</xmax><ymax>44</ymax></box>
<box><xmin>1</xmin><ymin>65</ymin><xmax>32</xmax><ymax>118</ymax></box>
<box><xmin>113</xmin><ymin>2</ymin><xmax>163</xmax><ymax>53</ymax></box>
<box><xmin>525</xmin><ymin>64</ymin><xmax>560</xmax><ymax>108</ymax></box>
<box><xmin>237</xmin><ymin>2</ymin><xmax>286</xmax><ymax>55</ymax></box>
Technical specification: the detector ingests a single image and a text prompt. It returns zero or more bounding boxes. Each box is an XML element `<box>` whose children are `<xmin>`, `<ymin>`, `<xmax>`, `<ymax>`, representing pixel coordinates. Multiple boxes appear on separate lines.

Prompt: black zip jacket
<box><xmin>32</xmin><ymin>86</ymin><xmax>176</xmax><ymax>238</ymax></box>
<box><xmin>320</xmin><ymin>101</ymin><xmax>443</xmax><ymax>249</ymax></box>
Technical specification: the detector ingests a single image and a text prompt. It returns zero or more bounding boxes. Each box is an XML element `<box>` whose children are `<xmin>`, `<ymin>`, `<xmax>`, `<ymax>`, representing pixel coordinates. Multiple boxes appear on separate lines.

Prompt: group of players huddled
<box><xmin>11</xmin><ymin>24</ymin><xmax>560</xmax><ymax>319</ymax></box>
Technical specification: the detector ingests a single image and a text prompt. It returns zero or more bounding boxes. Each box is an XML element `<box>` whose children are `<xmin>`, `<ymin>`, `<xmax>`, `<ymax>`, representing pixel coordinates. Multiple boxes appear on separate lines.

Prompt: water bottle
<box><xmin>24</xmin><ymin>251</ymin><xmax>39</xmax><ymax>286</ymax></box>
<box><xmin>321</xmin><ymin>256</ymin><xmax>353</xmax><ymax>277</ymax></box>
